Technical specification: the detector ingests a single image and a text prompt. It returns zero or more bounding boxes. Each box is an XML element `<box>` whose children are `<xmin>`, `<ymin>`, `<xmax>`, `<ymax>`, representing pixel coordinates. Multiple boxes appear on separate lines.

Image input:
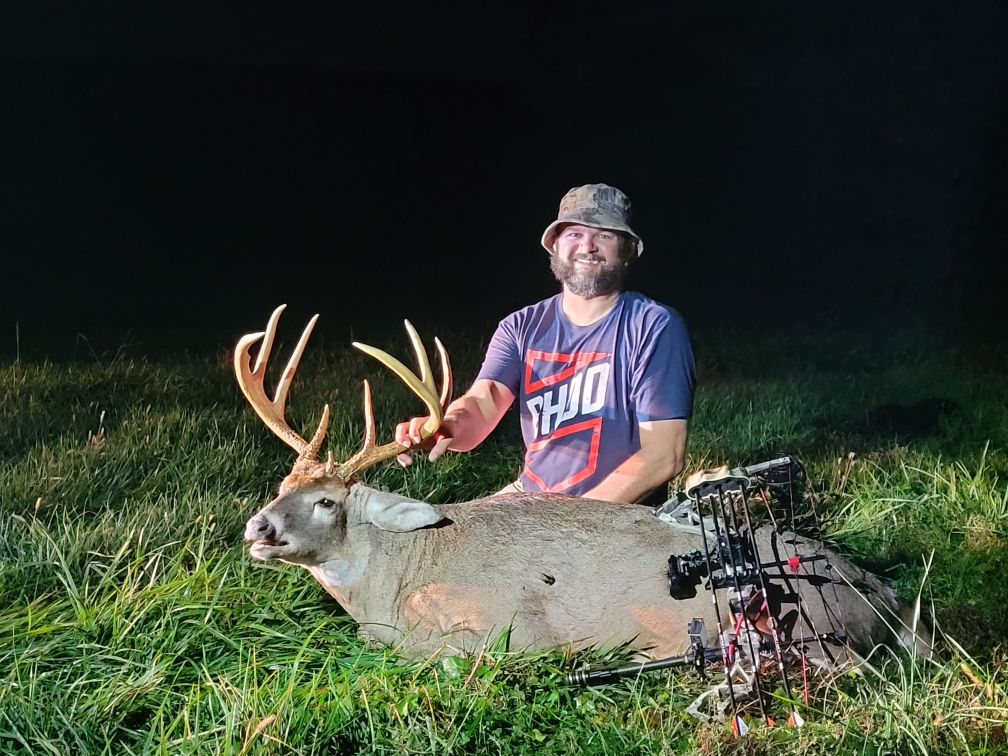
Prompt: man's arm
<box><xmin>581</xmin><ymin>418</ymin><xmax>687</xmax><ymax>504</ymax></box>
<box><xmin>394</xmin><ymin>378</ymin><xmax>515</xmax><ymax>465</ymax></box>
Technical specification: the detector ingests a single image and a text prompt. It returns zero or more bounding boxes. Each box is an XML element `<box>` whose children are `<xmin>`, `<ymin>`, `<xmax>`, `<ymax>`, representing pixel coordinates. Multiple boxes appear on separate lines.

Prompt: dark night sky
<box><xmin>2</xmin><ymin>2</ymin><xmax>1007</xmax><ymax>357</ymax></box>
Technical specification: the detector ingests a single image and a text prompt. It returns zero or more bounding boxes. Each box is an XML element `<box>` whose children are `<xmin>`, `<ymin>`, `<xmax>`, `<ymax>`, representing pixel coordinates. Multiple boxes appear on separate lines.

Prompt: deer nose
<box><xmin>245</xmin><ymin>515</ymin><xmax>277</xmax><ymax>543</ymax></box>
<box><xmin>255</xmin><ymin>518</ymin><xmax>276</xmax><ymax>540</ymax></box>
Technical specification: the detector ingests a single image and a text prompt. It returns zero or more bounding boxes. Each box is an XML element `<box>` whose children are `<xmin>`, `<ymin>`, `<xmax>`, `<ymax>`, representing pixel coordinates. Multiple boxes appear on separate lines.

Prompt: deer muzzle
<box><xmin>245</xmin><ymin>514</ymin><xmax>287</xmax><ymax>560</ymax></box>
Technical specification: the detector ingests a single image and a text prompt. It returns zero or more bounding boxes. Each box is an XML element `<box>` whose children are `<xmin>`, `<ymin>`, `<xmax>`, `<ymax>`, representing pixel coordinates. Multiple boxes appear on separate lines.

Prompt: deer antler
<box><xmin>234</xmin><ymin>304</ymin><xmax>329</xmax><ymax>461</ymax></box>
<box><xmin>334</xmin><ymin>321</ymin><xmax>453</xmax><ymax>482</ymax></box>
<box><xmin>235</xmin><ymin>306</ymin><xmax>453</xmax><ymax>482</ymax></box>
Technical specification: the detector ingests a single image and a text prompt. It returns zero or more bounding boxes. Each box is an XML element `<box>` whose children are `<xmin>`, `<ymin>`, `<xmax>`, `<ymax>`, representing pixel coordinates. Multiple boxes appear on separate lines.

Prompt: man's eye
<box><xmin>316</xmin><ymin>498</ymin><xmax>336</xmax><ymax>509</ymax></box>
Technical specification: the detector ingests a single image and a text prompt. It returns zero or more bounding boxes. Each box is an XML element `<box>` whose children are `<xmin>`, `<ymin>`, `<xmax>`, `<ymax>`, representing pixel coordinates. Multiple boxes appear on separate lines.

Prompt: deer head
<box><xmin>235</xmin><ymin>305</ymin><xmax>453</xmax><ymax>565</ymax></box>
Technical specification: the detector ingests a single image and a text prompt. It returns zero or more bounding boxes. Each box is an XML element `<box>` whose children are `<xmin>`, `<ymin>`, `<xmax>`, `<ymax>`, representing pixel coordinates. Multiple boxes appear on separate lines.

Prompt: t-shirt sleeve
<box><xmin>630</xmin><ymin>311</ymin><xmax>695</xmax><ymax>421</ymax></box>
<box><xmin>475</xmin><ymin>315</ymin><xmax>523</xmax><ymax>396</ymax></box>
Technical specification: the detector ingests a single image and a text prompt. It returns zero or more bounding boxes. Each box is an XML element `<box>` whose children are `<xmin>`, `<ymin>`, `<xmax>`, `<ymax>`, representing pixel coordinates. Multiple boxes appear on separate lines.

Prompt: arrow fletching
<box><xmin>731</xmin><ymin>716</ymin><xmax>750</xmax><ymax>738</ymax></box>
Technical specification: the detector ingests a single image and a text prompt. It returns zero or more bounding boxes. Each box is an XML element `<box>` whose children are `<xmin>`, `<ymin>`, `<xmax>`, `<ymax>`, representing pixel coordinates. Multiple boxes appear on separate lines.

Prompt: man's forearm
<box><xmin>582</xmin><ymin>418</ymin><xmax>688</xmax><ymax>504</ymax></box>
<box><xmin>441</xmin><ymin>396</ymin><xmax>496</xmax><ymax>452</ymax></box>
<box><xmin>582</xmin><ymin>450</ymin><xmax>683</xmax><ymax>504</ymax></box>
<box><xmin>395</xmin><ymin>379</ymin><xmax>514</xmax><ymax>464</ymax></box>
<box><xmin>441</xmin><ymin>380</ymin><xmax>515</xmax><ymax>452</ymax></box>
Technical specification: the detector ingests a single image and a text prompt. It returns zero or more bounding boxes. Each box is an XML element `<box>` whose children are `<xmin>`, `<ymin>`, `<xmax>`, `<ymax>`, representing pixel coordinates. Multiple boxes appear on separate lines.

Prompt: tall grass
<box><xmin>0</xmin><ymin>330</ymin><xmax>1006</xmax><ymax>754</ymax></box>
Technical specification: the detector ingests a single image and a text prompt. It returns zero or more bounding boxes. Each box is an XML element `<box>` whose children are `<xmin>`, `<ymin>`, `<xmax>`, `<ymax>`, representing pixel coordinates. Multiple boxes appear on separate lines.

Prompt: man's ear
<box><xmin>620</xmin><ymin>233</ymin><xmax>637</xmax><ymax>264</ymax></box>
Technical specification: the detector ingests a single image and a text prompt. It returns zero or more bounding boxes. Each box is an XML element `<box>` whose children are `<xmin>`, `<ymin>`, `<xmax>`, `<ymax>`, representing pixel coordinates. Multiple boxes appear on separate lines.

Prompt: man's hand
<box><xmin>394</xmin><ymin>417</ymin><xmax>455</xmax><ymax>467</ymax></box>
<box><xmin>393</xmin><ymin>378</ymin><xmax>514</xmax><ymax>467</ymax></box>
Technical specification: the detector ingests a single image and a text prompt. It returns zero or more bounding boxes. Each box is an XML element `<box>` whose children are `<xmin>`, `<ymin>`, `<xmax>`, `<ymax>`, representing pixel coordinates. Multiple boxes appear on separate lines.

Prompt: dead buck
<box><xmin>237</xmin><ymin>306</ymin><xmax>927</xmax><ymax>663</ymax></box>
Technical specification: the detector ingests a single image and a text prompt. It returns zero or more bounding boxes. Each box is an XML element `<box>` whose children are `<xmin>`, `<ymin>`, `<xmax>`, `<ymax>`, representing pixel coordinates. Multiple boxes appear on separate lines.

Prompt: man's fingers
<box><xmin>394</xmin><ymin>422</ymin><xmax>413</xmax><ymax>448</ymax></box>
<box><xmin>399</xmin><ymin>417</ymin><xmax>451</xmax><ymax>462</ymax></box>
<box><xmin>428</xmin><ymin>435</ymin><xmax>452</xmax><ymax>462</ymax></box>
<box><xmin>396</xmin><ymin>418</ymin><xmax>434</xmax><ymax>447</ymax></box>
<box><xmin>408</xmin><ymin>416</ymin><xmax>426</xmax><ymax>444</ymax></box>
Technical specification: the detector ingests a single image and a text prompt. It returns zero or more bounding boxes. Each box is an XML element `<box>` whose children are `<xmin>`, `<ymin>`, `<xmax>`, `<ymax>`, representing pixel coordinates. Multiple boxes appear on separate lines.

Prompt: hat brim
<box><xmin>541</xmin><ymin>218</ymin><xmax>644</xmax><ymax>257</ymax></box>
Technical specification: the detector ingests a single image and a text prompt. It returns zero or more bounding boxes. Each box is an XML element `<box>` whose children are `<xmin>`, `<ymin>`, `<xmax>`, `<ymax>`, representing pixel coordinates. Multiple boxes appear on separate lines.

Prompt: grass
<box><xmin>0</xmin><ymin>326</ymin><xmax>1006</xmax><ymax>754</ymax></box>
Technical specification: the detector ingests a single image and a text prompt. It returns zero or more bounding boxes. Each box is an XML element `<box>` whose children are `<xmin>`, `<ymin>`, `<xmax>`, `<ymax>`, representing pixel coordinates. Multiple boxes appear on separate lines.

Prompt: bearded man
<box><xmin>396</xmin><ymin>183</ymin><xmax>695</xmax><ymax>505</ymax></box>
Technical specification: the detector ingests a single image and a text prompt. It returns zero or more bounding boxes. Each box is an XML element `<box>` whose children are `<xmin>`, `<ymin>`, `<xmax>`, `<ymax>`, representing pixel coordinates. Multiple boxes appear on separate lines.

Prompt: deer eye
<box><xmin>316</xmin><ymin>498</ymin><xmax>336</xmax><ymax>509</ymax></box>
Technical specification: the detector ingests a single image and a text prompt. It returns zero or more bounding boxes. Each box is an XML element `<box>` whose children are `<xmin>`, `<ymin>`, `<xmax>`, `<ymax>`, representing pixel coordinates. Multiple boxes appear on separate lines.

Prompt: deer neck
<box><xmin>305</xmin><ymin>483</ymin><xmax>435</xmax><ymax>620</ymax></box>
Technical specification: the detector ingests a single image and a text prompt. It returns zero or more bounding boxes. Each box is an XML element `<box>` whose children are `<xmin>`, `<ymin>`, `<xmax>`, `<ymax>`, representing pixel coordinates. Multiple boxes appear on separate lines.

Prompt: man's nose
<box><xmin>578</xmin><ymin>235</ymin><xmax>598</xmax><ymax>252</ymax></box>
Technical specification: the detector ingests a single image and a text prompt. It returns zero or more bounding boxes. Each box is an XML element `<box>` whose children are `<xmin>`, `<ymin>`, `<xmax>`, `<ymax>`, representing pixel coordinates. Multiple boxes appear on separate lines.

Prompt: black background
<box><xmin>3</xmin><ymin>2</ymin><xmax>1007</xmax><ymax>357</ymax></box>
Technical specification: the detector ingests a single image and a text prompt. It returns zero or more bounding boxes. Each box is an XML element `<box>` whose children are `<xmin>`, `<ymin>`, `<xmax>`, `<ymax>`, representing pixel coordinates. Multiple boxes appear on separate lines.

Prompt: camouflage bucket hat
<box><xmin>541</xmin><ymin>183</ymin><xmax>644</xmax><ymax>256</ymax></box>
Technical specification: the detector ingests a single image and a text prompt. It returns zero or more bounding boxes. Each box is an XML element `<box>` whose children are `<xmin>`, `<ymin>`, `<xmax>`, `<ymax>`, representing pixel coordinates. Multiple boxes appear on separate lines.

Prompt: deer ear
<box><xmin>364</xmin><ymin>496</ymin><xmax>443</xmax><ymax>532</ymax></box>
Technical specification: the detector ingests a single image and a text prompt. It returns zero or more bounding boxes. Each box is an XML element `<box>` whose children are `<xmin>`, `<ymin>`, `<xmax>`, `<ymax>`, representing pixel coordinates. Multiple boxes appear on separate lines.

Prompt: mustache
<box><xmin>550</xmin><ymin>252</ymin><xmax>629</xmax><ymax>298</ymax></box>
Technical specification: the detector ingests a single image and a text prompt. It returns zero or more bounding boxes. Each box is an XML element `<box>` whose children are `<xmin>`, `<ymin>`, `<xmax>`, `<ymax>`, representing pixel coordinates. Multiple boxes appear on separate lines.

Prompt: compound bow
<box><xmin>567</xmin><ymin>456</ymin><xmax>852</xmax><ymax>734</ymax></box>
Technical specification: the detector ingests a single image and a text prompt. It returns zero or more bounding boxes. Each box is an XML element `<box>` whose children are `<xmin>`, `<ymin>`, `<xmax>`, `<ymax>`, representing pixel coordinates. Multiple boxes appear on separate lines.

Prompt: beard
<box><xmin>550</xmin><ymin>254</ymin><xmax>629</xmax><ymax>298</ymax></box>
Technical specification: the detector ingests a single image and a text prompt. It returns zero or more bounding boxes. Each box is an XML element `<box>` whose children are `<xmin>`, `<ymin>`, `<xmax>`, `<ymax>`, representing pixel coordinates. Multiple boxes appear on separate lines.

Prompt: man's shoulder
<box><xmin>499</xmin><ymin>294</ymin><xmax>562</xmax><ymax>328</ymax></box>
<box><xmin>620</xmin><ymin>291</ymin><xmax>687</xmax><ymax>331</ymax></box>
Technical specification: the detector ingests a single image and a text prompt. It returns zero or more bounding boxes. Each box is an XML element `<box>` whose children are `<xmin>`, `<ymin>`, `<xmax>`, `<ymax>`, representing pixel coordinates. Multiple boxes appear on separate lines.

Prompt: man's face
<box><xmin>550</xmin><ymin>224</ymin><xmax>631</xmax><ymax>298</ymax></box>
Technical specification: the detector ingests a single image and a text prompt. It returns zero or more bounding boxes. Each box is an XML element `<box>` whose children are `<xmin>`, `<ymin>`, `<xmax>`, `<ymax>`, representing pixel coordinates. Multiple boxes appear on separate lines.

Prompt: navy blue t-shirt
<box><xmin>476</xmin><ymin>291</ymin><xmax>695</xmax><ymax>496</ymax></box>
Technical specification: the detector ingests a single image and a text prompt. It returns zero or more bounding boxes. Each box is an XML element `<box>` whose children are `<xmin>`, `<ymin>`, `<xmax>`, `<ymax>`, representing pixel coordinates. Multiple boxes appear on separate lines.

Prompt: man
<box><xmin>395</xmin><ymin>183</ymin><xmax>695</xmax><ymax>505</ymax></box>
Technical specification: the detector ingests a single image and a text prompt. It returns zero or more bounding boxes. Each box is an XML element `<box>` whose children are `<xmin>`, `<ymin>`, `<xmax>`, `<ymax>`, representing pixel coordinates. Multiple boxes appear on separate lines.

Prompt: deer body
<box><xmin>247</xmin><ymin>481</ymin><xmax>907</xmax><ymax>660</ymax></box>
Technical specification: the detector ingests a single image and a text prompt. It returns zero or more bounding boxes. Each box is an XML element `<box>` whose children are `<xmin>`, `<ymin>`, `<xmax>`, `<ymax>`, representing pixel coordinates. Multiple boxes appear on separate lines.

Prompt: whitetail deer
<box><xmin>237</xmin><ymin>306</ymin><xmax>927</xmax><ymax>662</ymax></box>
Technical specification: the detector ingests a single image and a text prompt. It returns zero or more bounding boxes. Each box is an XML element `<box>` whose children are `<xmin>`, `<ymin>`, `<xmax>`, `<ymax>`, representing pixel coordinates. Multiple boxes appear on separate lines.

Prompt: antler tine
<box><xmin>404</xmin><ymin>320</ymin><xmax>437</xmax><ymax>398</ymax></box>
<box><xmin>338</xmin><ymin>321</ymin><xmax>452</xmax><ymax>482</ymax></box>
<box><xmin>234</xmin><ymin>304</ymin><xmax>329</xmax><ymax>460</ymax></box>
<box><xmin>303</xmin><ymin>403</ymin><xmax>330</xmax><ymax>460</ymax></box>
<box><xmin>434</xmin><ymin>337</ymin><xmax>453</xmax><ymax>411</ymax></box>
<box><xmin>361</xmin><ymin>380</ymin><xmax>377</xmax><ymax>449</ymax></box>
<box><xmin>252</xmin><ymin>304</ymin><xmax>284</xmax><ymax>374</ymax></box>
<box><xmin>337</xmin><ymin>379</ymin><xmax>378</xmax><ymax>475</ymax></box>
<box><xmin>273</xmin><ymin>310</ymin><xmax>319</xmax><ymax>411</ymax></box>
